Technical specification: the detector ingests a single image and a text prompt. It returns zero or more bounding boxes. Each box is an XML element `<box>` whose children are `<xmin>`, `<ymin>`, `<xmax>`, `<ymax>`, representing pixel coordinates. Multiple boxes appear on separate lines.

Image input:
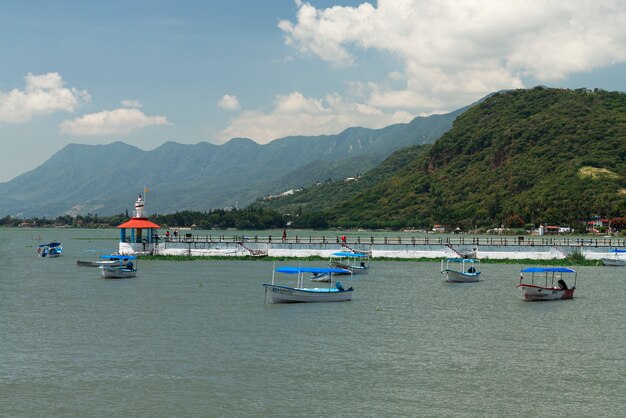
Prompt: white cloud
<box><xmin>217</xmin><ymin>91</ymin><xmax>412</xmax><ymax>143</ymax></box>
<box><xmin>121</xmin><ymin>99</ymin><xmax>142</xmax><ymax>108</ymax></box>
<box><xmin>60</xmin><ymin>107</ymin><xmax>171</xmax><ymax>136</ymax></box>
<box><xmin>218</xmin><ymin>94</ymin><xmax>240</xmax><ymax>111</ymax></box>
<box><xmin>0</xmin><ymin>72</ymin><xmax>90</xmax><ymax>123</ymax></box>
<box><xmin>279</xmin><ymin>0</ymin><xmax>626</xmax><ymax>110</ymax></box>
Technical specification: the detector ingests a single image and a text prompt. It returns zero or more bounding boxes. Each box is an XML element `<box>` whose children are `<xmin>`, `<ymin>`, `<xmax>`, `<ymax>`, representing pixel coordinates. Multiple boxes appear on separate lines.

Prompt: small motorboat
<box><xmin>100</xmin><ymin>255</ymin><xmax>137</xmax><ymax>279</ymax></box>
<box><xmin>38</xmin><ymin>242</ymin><xmax>62</xmax><ymax>258</ymax></box>
<box><xmin>441</xmin><ymin>257</ymin><xmax>481</xmax><ymax>282</ymax></box>
<box><xmin>601</xmin><ymin>249</ymin><xmax>626</xmax><ymax>266</ymax></box>
<box><xmin>77</xmin><ymin>253</ymin><xmax>131</xmax><ymax>267</ymax></box>
<box><xmin>518</xmin><ymin>267</ymin><xmax>577</xmax><ymax>301</ymax></box>
<box><xmin>329</xmin><ymin>251</ymin><xmax>369</xmax><ymax>274</ymax></box>
<box><xmin>310</xmin><ymin>272</ymin><xmax>332</xmax><ymax>282</ymax></box>
<box><xmin>263</xmin><ymin>266</ymin><xmax>353</xmax><ymax>303</ymax></box>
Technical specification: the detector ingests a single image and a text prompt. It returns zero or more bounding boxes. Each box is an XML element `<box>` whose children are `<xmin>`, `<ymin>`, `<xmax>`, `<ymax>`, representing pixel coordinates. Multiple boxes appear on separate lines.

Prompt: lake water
<box><xmin>1</xmin><ymin>228</ymin><xmax>625</xmax><ymax>416</ymax></box>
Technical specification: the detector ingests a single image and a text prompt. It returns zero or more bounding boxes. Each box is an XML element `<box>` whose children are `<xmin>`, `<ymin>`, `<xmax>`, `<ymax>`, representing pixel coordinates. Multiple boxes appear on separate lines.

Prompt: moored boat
<box><xmin>329</xmin><ymin>251</ymin><xmax>369</xmax><ymax>274</ymax></box>
<box><xmin>263</xmin><ymin>266</ymin><xmax>353</xmax><ymax>303</ymax></box>
<box><xmin>78</xmin><ymin>253</ymin><xmax>131</xmax><ymax>267</ymax></box>
<box><xmin>38</xmin><ymin>242</ymin><xmax>62</xmax><ymax>258</ymax></box>
<box><xmin>441</xmin><ymin>257</ymin><xmax>481</xmax><ymax>282</ymax></box>
<box><xmin>310</xmin><ymin>272</ymin><xmax>332</xmax><ymax>282</ymax></box>
<box><xmin>100</xmin><ymin>255</ymin><xmax>137</xmax><ymax>279</ymax></box>
<box><xmin>601</xmin><ymin>249</ymin><xmax>626</xmax><ymax>266</ymax></box>
<box><xmin>518</xmin><ymin>267</ymin><xmax>576</xmax><ymax>301</ymax></box>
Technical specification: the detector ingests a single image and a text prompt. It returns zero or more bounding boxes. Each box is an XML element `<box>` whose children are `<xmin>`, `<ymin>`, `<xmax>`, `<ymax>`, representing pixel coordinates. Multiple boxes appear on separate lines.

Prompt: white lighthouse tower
<box><xmin>134</xmin><ymin>194</ymin><xmax>145</xmax><ymax>218</ymax></box>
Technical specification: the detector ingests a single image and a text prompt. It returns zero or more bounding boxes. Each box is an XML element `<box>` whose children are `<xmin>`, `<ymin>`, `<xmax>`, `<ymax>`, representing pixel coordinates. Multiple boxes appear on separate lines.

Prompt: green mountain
<box><xmin>255</xmin><ymin>144</ymin><xmax>429</xmax><ymax>214</ymax></box>
<box><xmin>0</xmin><ymin>109</ymin><xmax>463</xmax><ymax>217</ymax></box>
<box><xmin>261</xmin><ymin>88</ymin><xmax>626</xmax><ymax>229</ymax></box>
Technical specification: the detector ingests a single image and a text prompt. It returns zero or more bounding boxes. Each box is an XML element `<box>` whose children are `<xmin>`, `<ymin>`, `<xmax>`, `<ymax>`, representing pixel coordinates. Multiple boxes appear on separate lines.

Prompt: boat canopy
<box><xmin>39</xmin><ymin>242</ymin><xmax>61</xmax><ymax>248</ymax></box>
<box><xmin>609</xmin><ymin>249</ymin><xmax>626</xmax><ymax>253</ymax></box>
<box><xmin>276</xmin><ymin>266</ymin><xmax>351</xmax><ymax>275</ymax></box>
<box><xmin>446</xmin><ymin>257</ymin><xmax>478</xmax><ymax>263</ymax></box>
<box><xmin>100</xmin><ymin>255</ymin><xmax>137</xmax><ymax>260</ymax></box>
<box><xmin>331</xmin><ymin>252</ymin><xmax>368</xmax><ymax>258</ymax></box>
<box><xmin>521</xmin><ymin>267</ymin><xmax>576</xmax><ymax>273</ymax></box>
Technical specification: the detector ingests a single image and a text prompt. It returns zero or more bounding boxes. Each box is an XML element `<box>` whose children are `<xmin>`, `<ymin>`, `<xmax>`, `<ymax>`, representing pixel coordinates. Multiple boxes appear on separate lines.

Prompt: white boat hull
<box><xmin>518</xmin><ymin>284</ymin><xmax>575</xmax><ymax>301</ymax></box>
<box><xmin>263</xmin><ymin>284</ymin><xmax>352</xmax><ymax>303</ymax></box>
<box><xmin>100</xmin><ymin>267</ymin><xmax>137</xmax><ymax>279</ymax></box>
<box><xmin>601</xmin><ymin>258</ymin><xmax>626</xmax><ymax>266</ymax></box>
<box><xmin>442</xmin><ymin>269</ymin><xmax>481</xmax><ymax>283</ymax></box>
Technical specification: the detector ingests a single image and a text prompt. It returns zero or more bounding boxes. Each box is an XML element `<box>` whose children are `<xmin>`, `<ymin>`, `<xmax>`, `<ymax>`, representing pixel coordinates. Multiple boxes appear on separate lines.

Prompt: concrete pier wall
<box><xmin>133</xmin><ymin>240</ymin><xmax>623</xmax><ymax>260</ymax></box>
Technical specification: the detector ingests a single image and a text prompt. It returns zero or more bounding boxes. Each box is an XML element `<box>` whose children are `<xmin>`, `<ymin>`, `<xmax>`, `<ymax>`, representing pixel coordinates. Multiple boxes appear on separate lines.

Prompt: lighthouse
<box><xmin>117</xmin><ymin>194</ymin><xmax>161</xmax><ymax>254</ymax></box>
<box><xmin>134</xmin><ymin>194</ymin><xmax>145</xmax><ymax>217</ymax></box>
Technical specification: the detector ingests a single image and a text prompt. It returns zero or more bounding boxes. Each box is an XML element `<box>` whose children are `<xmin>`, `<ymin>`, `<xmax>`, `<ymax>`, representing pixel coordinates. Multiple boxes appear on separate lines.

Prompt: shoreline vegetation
<box><xmin>140</xmin><ymin>254</ymin><xmax>602</xmax><ymax>266</ymax></box>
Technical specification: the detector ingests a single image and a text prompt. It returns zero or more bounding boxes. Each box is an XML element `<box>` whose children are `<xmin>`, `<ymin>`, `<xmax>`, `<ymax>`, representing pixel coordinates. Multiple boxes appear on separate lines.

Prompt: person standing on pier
<box><xmin>282</xmin><ymin>228</ymin><xmax>287</xmax><ymax>242</ymax></box>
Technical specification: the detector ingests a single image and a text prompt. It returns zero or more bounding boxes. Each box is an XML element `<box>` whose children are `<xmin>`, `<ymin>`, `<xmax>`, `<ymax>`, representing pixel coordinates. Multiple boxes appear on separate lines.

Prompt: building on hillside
<box><xmin>586</xmin><ymin>217</ymin><xmax>609</xmax><ymax>234</ymax></box>
<box><xmin>587</xmin><ymin>218</ymin><xmax>609</xmax><ymax>228</ymax></box>
<box><xmin>432</xmin><ymin>224</ymin><xmax>446</xmax><ymax>233</ymax></box>
<box><xmin>544</xmin><ymin>225</ymin><xmax>559</xmax><ymax>234</ymax></box>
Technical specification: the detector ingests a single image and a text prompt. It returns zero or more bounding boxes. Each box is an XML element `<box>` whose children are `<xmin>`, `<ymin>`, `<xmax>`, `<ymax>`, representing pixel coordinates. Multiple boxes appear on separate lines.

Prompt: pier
<box><xmin>124</xmin><ymin>233</ymin><xmax>626</xmax><ymax>260</ymax></box>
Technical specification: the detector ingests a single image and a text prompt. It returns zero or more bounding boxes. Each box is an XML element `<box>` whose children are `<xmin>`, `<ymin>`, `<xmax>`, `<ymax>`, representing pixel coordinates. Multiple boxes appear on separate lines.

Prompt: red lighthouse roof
<box><xmin>117</xmin><ymin>218</ymin><xmax>161</xmax><ymax>229</ymax></box>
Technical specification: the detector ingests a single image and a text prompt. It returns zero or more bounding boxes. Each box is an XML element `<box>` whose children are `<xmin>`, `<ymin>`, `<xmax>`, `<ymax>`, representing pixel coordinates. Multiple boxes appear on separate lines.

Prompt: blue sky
<box><xmin>1</xmin><ymin>0</ymin><xmax>625</xmax><ymax>183</ymax></box>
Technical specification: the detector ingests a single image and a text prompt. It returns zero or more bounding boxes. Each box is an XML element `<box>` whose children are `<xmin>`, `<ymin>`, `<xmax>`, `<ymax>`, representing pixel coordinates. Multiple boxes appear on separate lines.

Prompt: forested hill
<box><xmin>261</xmin><ymin>87</ymin><xmax>626</xmax><ymax>229</ymax></box>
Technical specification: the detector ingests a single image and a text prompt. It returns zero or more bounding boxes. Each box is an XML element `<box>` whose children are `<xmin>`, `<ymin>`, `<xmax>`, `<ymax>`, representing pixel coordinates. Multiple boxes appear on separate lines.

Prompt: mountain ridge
<box><xmin>0</xmin><ymin>107</ymin><xmax>465</xmax><ymax>217</ymax></box>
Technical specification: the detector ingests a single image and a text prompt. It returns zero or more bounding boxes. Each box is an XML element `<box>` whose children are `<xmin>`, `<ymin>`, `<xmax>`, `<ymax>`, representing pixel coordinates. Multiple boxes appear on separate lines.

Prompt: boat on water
<box><xmin>518</xmin><ymin>267</ymin><xmax>576</xmax><ymax>301</ymax></box>
<box><xmin>38</xmin><ymin>242</ymin><xmax>62</xmax><ymax>258</ymax></box>
<box><xmin>100</xmin><ymin>255</ymin><xmax>137</xmax><ymax>279</ymax></box>
<box><xmin>310</xmin><ymin>272</ymin><xmax>332</xmax><ymax>282</ymax></box>
<box><xmin>77</xmin><ymin>252</ymin><xmax>131</xmax><ymax>267</ymax></box>
<box><xmin>601</xmin><ymin>249</ymin><xmax>626</xmax><ymax>266</ymax></box>
<box><xmin>263</xmin><ymin>266</ymin><xmax>353</xmax><ymax>303</ymax></box>
<box><xmin>440</xmin><ymin>258</ymin><xmax>481</xmax><ymax>282</ymax></box>
<box><xmin>329</xmin><ymin>251</ymin><xmax>369</xmax><ymax>274</ymax></box>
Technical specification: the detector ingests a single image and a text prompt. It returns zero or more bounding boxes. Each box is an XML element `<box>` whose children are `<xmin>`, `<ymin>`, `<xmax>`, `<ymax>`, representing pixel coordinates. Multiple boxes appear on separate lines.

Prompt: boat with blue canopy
<box><xmin>601</xmin><ymin>249</ymin><xmax>626</xmax><ymax>266</ymax></box>
<box><xmin>100</xmin><ymin>255</ymin><xmax>137</xmax><ymax>279</ymax></box>
<box><xmin>441</xmin><ymin>258</ymin><xmax>481</xmax><ymax>282</ymax></box>
<box><xmin>77</xmin><ymin>252</ymin><xmax>131</xmax><ymax>267</ymax></box>
<box><xmin>263</xmin><ymin>266</ymin><xmax>353</xmax><ymax>303</ymax></box>
<box><xmin>518</xmin><ymin>267</ymin><xmax>577</xmax><ymax>301</ymax></box>
<box><xmin>38</xmin><ymin>242</ymin><xmax>62</xmax><ymax>258</ymax></box>
<box><xmin>329</xmin><ymin>251</ymin><xmax>369</xmax><ymax>274</ymax></box>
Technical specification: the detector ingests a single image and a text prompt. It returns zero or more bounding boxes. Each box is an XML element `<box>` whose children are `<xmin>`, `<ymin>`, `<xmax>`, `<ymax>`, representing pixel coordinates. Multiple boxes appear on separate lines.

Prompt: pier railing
<box><xmin>157</xmin><ymin>234</ymin><xmax>626</xmax><ymax>248</ymax></box>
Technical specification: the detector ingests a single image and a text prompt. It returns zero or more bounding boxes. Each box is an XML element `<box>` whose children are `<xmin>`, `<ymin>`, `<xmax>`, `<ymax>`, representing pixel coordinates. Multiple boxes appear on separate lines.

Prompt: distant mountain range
<box><xmin>259</xmin><ymin>87</ymin><xmax>626</xmax><ymax>229</ymax></box>
<box><xmin>0</xmin><ymin>106</ymin><xmax>466</xmax><ymax>217</ymax></box>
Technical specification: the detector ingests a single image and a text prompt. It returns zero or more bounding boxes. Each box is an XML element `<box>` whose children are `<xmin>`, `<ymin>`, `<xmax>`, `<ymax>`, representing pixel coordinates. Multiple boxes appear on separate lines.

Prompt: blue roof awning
<box><xmin>39</xmin><ymin>242</ymin><xmax>61</xmax><ymax>248</ymax></box>
<box><xmin>521</xmin><ymin>267</ymin><xmax>576</xmax><ymax>273</ymax></box>
<box><xmin>101</xmin><ymin>255</ymin><xmax>136</xmax><ymax>260</ymax></box>
<box><xmin>331</xmin><ymin>252</ymin><xmax>368</xmax><ymax>258</ymax></box>
<box><xmin>276</xmin><ymin>266</ymin><xmax>351</xmax><ymax>274</ymax></box>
